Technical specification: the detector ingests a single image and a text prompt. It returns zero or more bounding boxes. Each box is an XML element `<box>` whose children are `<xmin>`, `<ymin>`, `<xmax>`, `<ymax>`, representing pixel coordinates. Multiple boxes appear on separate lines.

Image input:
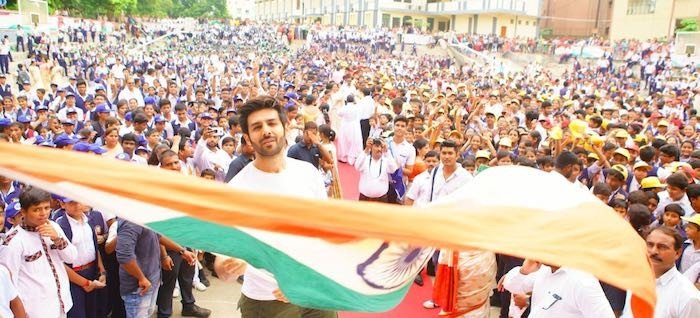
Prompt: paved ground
<box><xmin>171</xmin><ymin>270</ymin><xmax>242</xmax><ymax>318</ymax></box>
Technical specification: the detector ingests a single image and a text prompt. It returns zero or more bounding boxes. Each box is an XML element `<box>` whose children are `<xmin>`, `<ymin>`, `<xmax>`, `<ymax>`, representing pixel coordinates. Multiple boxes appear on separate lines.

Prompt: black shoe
<box><xmin>198</xmin><ymin>269</ymin><xmax>210</xmax><ymax>287</ymax></box>
<box><xmin>414</xmin><ymin>274</ymin><xmax>424</xmax><ymax>286</ymax></box>
<box><xmin>181</xmin><ymin>304</ymin><xmax>211</xmax><ymax>318</ymax></box>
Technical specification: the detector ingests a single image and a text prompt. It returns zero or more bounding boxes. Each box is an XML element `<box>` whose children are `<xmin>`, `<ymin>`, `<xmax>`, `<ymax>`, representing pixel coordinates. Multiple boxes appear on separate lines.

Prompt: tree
<box><xmin>48</xmin><ymin>0</ymin><xmax>228</xmax><ymax>19</ymax></box>
<box><xmin>676</xmin><ymin>18</ymin><xmax>699</xmax><ymax>33</ymax></box>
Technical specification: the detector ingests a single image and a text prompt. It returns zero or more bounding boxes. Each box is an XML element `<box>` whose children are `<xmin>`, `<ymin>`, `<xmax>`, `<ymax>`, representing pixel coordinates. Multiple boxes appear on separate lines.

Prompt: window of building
<box><xmin>626</xmin><ymin>0</ymin><xmax>656</xmax><ymax>15</ymax></box>
<box><xmin>382</xmin><ymin>14</ymin><xmax>391</xmax><ymax>28</ymax></box>
<box><xmin>510</xmin><ymin>19</ymin><xmax>514</xmax><ymax>24</ymax></box>
<box><xmin>518</xmin><ymin>20</ymin><xmax>522</xmax><ymax>25</ymax></box>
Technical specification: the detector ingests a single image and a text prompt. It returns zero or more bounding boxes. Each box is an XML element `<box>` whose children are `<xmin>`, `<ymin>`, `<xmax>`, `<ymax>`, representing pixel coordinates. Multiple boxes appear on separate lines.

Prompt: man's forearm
<box><xmin>121</xmin><ymin>259</ymin><xmax>146</xmax><ymax>281</ymax></box>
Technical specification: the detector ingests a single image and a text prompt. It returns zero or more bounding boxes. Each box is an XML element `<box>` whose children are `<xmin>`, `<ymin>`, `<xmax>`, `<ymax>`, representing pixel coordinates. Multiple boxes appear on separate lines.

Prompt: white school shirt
<box><xmin>354</xmin><ymin>152</ymin><xmax>398</xmax><ymax>198</ymax></box>
<box><xmin>621</xmin><ymin>267</ymin><xmax>700</xmax><ymax>318</ymax></box>
<box><xmin>406</xmin><ymin>169</ymin><xmax>433</xmax><ymax>207</ymax></box>
<box><xmin>0</xmin><ymin>223</ymin><xmax>77</xmax><ymax>317</ymax></box>
<box><xmin>227</xmin><ymin>157</ymin><xmax>327</xmax><ymax>301</ymax></box>
<box><xmin>503</xmin><ymin>265</ymin><xmax>615</xmax><ymax>318</ymax></box>
<box><xmin>0</xmin><ymin>265</ymin><xmax>18</xmax><ymax>318</ymax></box>
<box><xmin>66</xmin><ymin>214</ymin><xmax>97</xmax><ymax>267</ymax></box>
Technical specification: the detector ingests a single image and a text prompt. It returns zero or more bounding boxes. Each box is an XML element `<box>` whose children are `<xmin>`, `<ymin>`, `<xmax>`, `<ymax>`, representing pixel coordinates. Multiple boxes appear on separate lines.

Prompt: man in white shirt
<box><xmin>118</xmin><ymin>79</ymin><xmax>145</xmax><ymax>107</ymax></box>
<box><xmin>193</xmin><ymin>127</ymin><xmax>231</xmax><ymax>181</ymax></box>
<box><xmin>0</xmin><ymin>188</ymin><xmax>78</xmax><ymax>318</ymax></box>
<box><xmin>503</xmin><ymin>259</ymin><xmax>615</xmax><ymax>318</ymax></box>
<box><xmin>621</xmin><ymin>227</ymin><xmax>700</xmax><ymax>317</ymax></box>
<box><xmin>386</xmin><ymin>116</ymin><xmax>415</xmax><ymax>203</ymax></box>
<box><xmin>354</xmin><ymin>137</ymin><xmax>398</xmax><ymax>202</ymax></box>
<box><xmin>215</xmin><ymin>96</ymin><xmax>336</xmax><ymax>318</ymax></box>
<box><xmin>405</xmin><ymin>151</ymin><xmax>440</xmax><ymax>207</ymax></box>
<box><xmin>427</xmin><ymin>140</ymin><xmax>473</xmax><ymax>202</ymax></box>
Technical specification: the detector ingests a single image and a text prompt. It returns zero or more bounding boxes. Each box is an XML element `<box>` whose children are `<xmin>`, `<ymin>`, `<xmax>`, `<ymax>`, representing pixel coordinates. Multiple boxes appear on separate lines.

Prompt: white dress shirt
<box><xmin>428</xmin><ymin>165</ymin><xmax>473</xmax><ymax>202</ymax></box>
<box><xmin>503</xmin><ymin>265</ymin><xmax>615</xmax><ymax>318</ymax></box>
<box><xmin>621</xmin><ymin>267</ymin><xmax>700</xmax><ymax>318</ymax></box>
<box><xmin>354</xmin><ymin>152</ymin><xmax>398</xmax><ymax>198</ymax></box>
<box><xmin>66</xmin><ymin>214</ymin><xmax>97</xmax><ymax>267</ymax></box>
<box><xmin>406</xmin><ymin>169</ymin><xmax>433</xmax><ymax>207</ymax></box>
<box><xmin>0</xmin><ymin>222</ymin><xmax>77</xmax><ymax>317</ymax></box>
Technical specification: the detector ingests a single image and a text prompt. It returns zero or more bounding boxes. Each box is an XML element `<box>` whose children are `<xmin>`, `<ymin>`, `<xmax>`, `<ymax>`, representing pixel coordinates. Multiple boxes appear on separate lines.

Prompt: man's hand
<box><xmin>37</xmin><ymin>223</ymin><xmax>59</xmax><ymax>241</ymax></box>
<box><xmin>181</xmin><ymin>250</ymin><xmax>196</xmax><ymax>266</ymax></box>
<box><xmin>273</xmin><ymin>289</ymin><xmax>289</xmax><ymax>303</ymax></box>
<box><xmin>137</xmin><ymin>277</ymin><xmax>152</xmax><ymax>296</ymax></box>
<box><xmin>214</xmin><ymin>256</ymin><xmax>247</xmax><ymax>283</ymax></box>
<box><xmin>162</xmin><ymin>255</ymin><xmax>174</xmax><ymax>271</ymax></box>
<box><xmin>82</xmin><ymin>280</ymin><xmax>96</xmax><ymax>293</ymax></box>
<box><xmin>519</xmin><ymin>259</ymin><xmax>542</xmax><ymax>275</ymax></box>
<box><xmin>513</xmin><ymin>294</ymin><xmax>530</xmax><ymax>309</ymax></box>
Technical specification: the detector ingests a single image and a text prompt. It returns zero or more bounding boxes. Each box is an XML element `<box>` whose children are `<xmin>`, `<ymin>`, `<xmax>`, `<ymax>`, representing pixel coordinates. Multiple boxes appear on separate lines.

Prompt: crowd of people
<box><xmin>0</xmin><ymin>15</ymin><xmax>700</xmax><ymax>318</ymax></box>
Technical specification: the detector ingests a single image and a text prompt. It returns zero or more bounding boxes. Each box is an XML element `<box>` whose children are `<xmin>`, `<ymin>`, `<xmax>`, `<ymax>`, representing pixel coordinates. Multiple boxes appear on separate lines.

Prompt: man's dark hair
<box><xmin>592</xmin><ymin>182</ymin><xmax>612</xmax><ymax>197</ymax></box>
<box><xmin>228</xmin><ymin>115</ymin><xmax>240</xmax><ymax>128</ymax></box>
<box><xmin>651</xmin><ymin>138</ymin><xmax>667</xmax><ymax>150</ymax></box>
<box><xmin>666</xmin><ymin>172</ymin><xmax>689</xmax><ymax>190</ymax></box>
<box><xmin>628</xmin><ymin>190</ymin><xmax>650</xmax><ymax>205</ymax></box>
<box><xmin>424</xmin><ymin>150</ymin><xmax>439</xmax><ymax>159</ymax></box>
<box><xmin>440</xmin><ymin>140</ymin><xmax>458</xmax><ymax>152</ymax></box>
<box><xmin>19</xmin><ymin>187</ymin><xmax>52</xmax><ymax>210</ymax></box>
<box><xmin>555</xmin><ymin>151</ymin><xmax>579</xmax><ymax>170</ymax></box>
<box><xmin>687</xmin><ymin>184</ymin><xmax>700</xmax><ymax>200</ymax></box>
<box><xmin>174</xmin><ymin>102</ymin><xmax>187</xmax><ymax>112</ymax></box>
<box><xmin>628</xmin><ymin>203</ymin><xmax>651</xmax><ymax>237</ymax></box>
<box><xmin>639</xmin><ymin>146</ymin><xmax>656</xmax><ymax>162</ymax></box>
<box><xmin>159</xmin><ymin>150</ymin><xmax>178</xmax><ymax>165</ymax></box>
<box><xmin>649</xmin><ymin>226</ymin><xmax>683</xmax><ymax>250</ymax></box>
<box><xmin>659</xmin><ymin>144</ymin><xmax>680</xmax><ymax>161</ymax></box>
<box><xmin>394</xmin><ymin>115</ymin><xmax>409</xmax><ymax>125</ymax></box>
<box><xmin>304</xmin><ymin>121</ymin><xmax>318</xmax><ymax>131</ymax></box>
<box><xmin>121</xmin><ymin>133</ymin><xmax>137</xmax><ymax>144</ymax></box>
<box><xmin>133</xmin><ymin>113</ymin><xmax>149</xmax><ymax>124</ymax></box>
<box><xmin>238</xmin><ymin>96</ymin><xmax>286</xmax><ymax>135</ymax></box>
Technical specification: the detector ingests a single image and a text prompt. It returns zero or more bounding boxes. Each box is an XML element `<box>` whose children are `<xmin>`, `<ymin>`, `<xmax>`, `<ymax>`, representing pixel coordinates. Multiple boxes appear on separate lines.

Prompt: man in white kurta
<box><xmin>0</xmin><ymin>201</ymin><xmax>78</xmax><ymax>317</ymax></box>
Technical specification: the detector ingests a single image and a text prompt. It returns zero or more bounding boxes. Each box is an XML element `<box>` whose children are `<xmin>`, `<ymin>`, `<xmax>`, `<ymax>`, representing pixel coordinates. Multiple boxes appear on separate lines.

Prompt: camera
<box><xmin>212</xmin><ymin>127</ymin><xmax>224</xmax><ymax>137</ymax></box>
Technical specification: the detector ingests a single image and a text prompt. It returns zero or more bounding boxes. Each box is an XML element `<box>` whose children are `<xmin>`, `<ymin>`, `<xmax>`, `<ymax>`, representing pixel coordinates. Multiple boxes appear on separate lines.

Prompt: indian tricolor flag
<box><xmin>0</xmin><ymin>143</ymin><xmax>656</xmax><ymax>316</ymax></box>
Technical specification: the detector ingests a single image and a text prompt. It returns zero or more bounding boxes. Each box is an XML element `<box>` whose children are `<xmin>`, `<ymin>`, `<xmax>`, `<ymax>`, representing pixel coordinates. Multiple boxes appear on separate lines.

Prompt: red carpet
<box><xmin>336</xmin><ymin>162</ymin><xmax>440</xmax><ymax>318</ymax></box>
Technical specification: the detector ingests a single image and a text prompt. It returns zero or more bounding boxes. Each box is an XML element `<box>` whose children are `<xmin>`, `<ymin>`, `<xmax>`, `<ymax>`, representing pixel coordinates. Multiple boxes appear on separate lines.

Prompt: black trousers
<box><xmin>67</xmin><ymin>266</ymin><xmax>97</xmax><ymax>318</ymax></box>
<box><xmin>157</xmin><ymin>250</ymin><xmax>196</xmax><ymax>317</ymax></box>
<box><xmin>360</xmin><ymin>119</ymin><xmax>370</xmax><ymax>148</ymax></box>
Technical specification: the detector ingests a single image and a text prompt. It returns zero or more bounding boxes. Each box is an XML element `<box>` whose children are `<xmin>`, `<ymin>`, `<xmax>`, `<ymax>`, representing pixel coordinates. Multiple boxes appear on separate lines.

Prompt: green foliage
<box><xmin>676</xmin><ymin>18</ymin><xmax>698</xmax><ymax>33</ymax></box>
<box><xmin>48</xmin><ymin>0</ymin><xmax>229</xmax><ymax>19</ymax></box>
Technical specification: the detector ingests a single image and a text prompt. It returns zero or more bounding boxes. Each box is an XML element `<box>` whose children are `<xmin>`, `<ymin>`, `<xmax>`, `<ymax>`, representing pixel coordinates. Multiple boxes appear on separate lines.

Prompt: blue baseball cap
<box><xmin>144</xmin><ymin>97</ymin><xmax>156</xmax><ymax>105</ymax></box>
<box><xmin>125</xmin><ymin>112</ymin><xmax>133</xmax><ymax>122</ymax></box>
<box><xmin>94</xmin><ymin>85</ymin><xmax>105</xmax><ymax>91</ymax></box>
<box><xmin>73</xmin><ymin>142</ymin><xmax>92</xmax><ymax>152</ymax></box>
<box><xmin>35</xmin><ymin>105</ymin><xmax>49</xmax><ymax>112</ymax></box>
<box><xmin>61</xmin><ymin>119</ymin><xmax>75</xmax><ymax>125</ymax></box>
<box><xmin>5</xmin><ymin>201</ymin><xmax>21</xmax><ymax>218</ymax></box>
<box><xmin>54</xmin><ymin>134</ymin><xmax>78</xmax><ymax>147</ymax></box>
<box><xmin>0</xmin><ymin>118</ymin><xmax>11</xmax><ymax>126</ymax></box>
<box><xmin>135</xmin><ymin>146</ymin><xmax>149</xmax><ymax>154</ymax></box>
<box><xmin>95</xmin><ymin>104</ymin><xmax>110</xmax><ymax>113</ymax></box>
<box><xmin>154</xmin><ymin>115</ymin><xmax>166</xmax><ymax>123</ymax></box>
<box><xmin>89</xmin><ymin>143</ymin><xmax>107</xmax><ymax>154</ymax></box>
<box><xmin>200</xmin><ymin>112</ymin><xmax>213</xmax><ymax>120</ymax></box>
<box><xmin>66</xmin><ymin>91</ymin><xmax>75</xmax><ymax>97</ymax></box>
<box><xmin>136</xmin><ymin>135</ymin><xmax>147</xmax><ymax>147</ymax></box>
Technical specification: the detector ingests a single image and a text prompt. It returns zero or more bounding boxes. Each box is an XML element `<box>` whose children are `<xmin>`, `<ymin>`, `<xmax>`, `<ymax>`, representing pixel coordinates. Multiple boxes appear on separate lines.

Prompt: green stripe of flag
<box><xmin>148</xmin><ymin>216</ymin><xmax>411</xmax><ymax>312</ymax></box>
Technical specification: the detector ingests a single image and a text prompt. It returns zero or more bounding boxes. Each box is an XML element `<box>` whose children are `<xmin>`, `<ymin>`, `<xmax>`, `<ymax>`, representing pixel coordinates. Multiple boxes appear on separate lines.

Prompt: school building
<box><xmin>254</xmin><ymin>0</ymin><xmax>542</xmax><ymax>37</ymax></box>
<box><xmin>609</xmin><ymin>0</ymin><xmax>700</xmax><ymax>40</ymax></box>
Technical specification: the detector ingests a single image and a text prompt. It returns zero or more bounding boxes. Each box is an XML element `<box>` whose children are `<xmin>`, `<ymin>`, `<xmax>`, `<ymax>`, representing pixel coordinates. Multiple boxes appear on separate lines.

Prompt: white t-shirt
<box><xmin>227</xmin><ymin>157</ymin><xmax>327</xmax><ymax>301</ymax></box>
<box><xmin>0</xmin><ymin>265</ymin><xmax>18</xmax><ymax>318</ymax></box>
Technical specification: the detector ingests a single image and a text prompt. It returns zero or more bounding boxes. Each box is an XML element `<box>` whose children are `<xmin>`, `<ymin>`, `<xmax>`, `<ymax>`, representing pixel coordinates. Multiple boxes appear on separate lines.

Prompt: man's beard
<box><xmin>252</xmin><ymin>134</ymin><xmax>285</xmax><ymax>157</ymax></box>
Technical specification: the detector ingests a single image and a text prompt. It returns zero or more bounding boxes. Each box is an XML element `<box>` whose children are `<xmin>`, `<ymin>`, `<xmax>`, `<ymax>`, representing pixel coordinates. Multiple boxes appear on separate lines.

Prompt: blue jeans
<box><xmin>122</xmin><ymin>287</ymin><xmax>159</xmax><ymax>318</ymax></box>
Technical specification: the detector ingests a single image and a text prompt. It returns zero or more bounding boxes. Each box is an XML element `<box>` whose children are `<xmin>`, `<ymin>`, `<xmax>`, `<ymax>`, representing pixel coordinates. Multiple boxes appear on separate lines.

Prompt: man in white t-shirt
<box><xmin>215</xmin><ymin>96</ymin><xmax>337</xmax><ymax>318</ymax></box>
